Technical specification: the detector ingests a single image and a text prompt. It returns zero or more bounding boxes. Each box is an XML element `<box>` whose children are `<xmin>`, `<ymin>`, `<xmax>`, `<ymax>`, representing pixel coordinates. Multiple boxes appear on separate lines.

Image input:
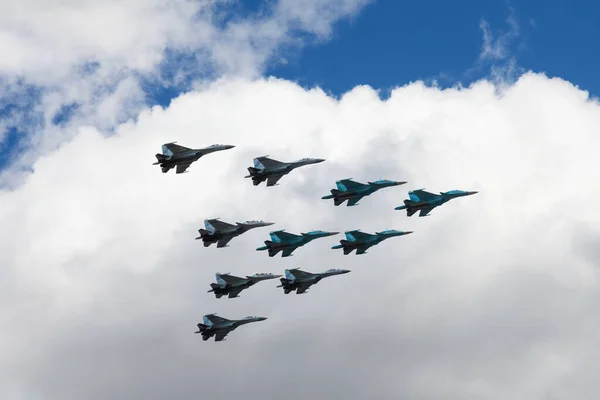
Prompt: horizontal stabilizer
<box><xmin>246</xmin><ymin>167</ymin><xmax>261</xmax><ymax>177</ymax></box>
<box><xmin>153</xmin><ymin>153</ymin><xmax>169</xmax><ymax>165</ymax></box>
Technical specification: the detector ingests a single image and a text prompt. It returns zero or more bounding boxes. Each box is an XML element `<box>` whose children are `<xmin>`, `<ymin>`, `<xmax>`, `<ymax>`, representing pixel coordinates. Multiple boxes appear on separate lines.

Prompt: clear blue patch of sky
<box><xmin>264</xmin><ymin>0</ymin><xmax>600</xmax><ymax>99</ymax></box>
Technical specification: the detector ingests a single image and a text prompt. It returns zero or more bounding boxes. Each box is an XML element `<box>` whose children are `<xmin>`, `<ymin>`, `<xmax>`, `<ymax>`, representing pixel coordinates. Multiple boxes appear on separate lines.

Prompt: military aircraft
<box><xmin>195</xmin><ymin>314</ymin><xmax>267</xmax><ymax>342</ymax></box>
<box><xmin>245</xmin><ymin>156</ymin><xmax>325</xmax><ymax>186</ymax></box>
<box><xmin>322</xmin><ymin>179</ymin><xmax>406</xmax><ymax>206</ymax></box>
<box><xmin>277</xmin><ymin>268</ymin><xmax>350</xmax><ymax>294</ymax></box>
<box><xmin>395</xmin><ymin>189</ymin><xmax>478</xmax><ymax>217</ymax></box>
<box><xmin>332</xmin><ymin>229</ymin><xmax>413</xmax><ymax>255</ymax></box>
<box><xmin>208</xmin><ymin>272</ymin><xmax>282</xmax><ymax>298</ymax></box>
<box><xmin>195</xmin><ymin>219</ymin><xmax>274</xmax><ymax>248</ymax></box>
<box><xmin>153</xmin><ymin>142</ymin><xmax>234</xmax><ymax>174</ymax></box>
<box><xmin>256</xmin><ymin>229</ymin><xmax>339</xmax><ymax>257</ymax></box>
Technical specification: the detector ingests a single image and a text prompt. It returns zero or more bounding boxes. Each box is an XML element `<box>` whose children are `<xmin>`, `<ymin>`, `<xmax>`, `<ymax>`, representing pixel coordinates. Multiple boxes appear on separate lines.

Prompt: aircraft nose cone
<box><xmin>224</xmin><ymin>145</ymin><xmax>235</xmax><ymax>149</ymax></box>
<box><xmin>468</xmin><ymin>191</ymin><xmax>479</xmax><ymax>195</ymax></box>
<box><xmin>403</xmin><ymin>231</ymin><xmax>414</xmax><ymax>235</ymax></box>
<box><xmin>258</xmin><ymin>317</ymin><xmax>267</xmax><ymax>321</ymax></box>
<box><xmin>327</xmin><ymin>231</ymin><xmax>339</xmax><ymax>236</ymax></box>
<box><xmin>313</xmin><ymin>158</ymin><xmax>326</xmax><ymax>163</ymax></box>
<box><xmin>394</xmin><ymin>181</ymin><xmax>407</xmax><ymax>186</ymax></box>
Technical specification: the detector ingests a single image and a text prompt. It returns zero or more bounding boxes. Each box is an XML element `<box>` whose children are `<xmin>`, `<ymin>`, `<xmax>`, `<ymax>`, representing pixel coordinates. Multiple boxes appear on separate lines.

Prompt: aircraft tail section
<box><xmin>153</xmin><ymin>153</ymin><xmax>169</xmax><ymax>165</ymax></box>
<box><xmin>245</xmin><ymin>167</ymin><xmax>261</xmax><ymax>177</ymax></box>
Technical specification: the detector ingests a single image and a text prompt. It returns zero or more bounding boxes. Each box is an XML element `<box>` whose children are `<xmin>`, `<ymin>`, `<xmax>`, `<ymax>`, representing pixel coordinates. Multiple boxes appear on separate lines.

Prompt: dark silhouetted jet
<box><xmin>208</xmin><ymin>272</ymin><xmax>281</xmax><ymax>298</ymax></box>
<box><xmin>322</xmin><ymin>179</ymin><xmax>406</xmax><ymax>206</ymax></box>
<box><xmin>196</xmin><ymin>219</ymin><xmax>274</xmax><ymax>248</ymax></box>
<box><xmin>395</xmin><ymin>189</ymin><xmax>478</xmax><ymax>217</ymax></box>
<box><xmin>195</xmin><ymin>314</ymin><xmax>266</xmax><ymax>342</ymax></box>
<box><xmin>154</xmin><ymin>142</ymin><xmax>234</xmax><ymax>174</ymax></box>
<box><xmin>277</xmin><ymin>268</ymin><xmax>350</xmax><ymax>294</ymax></box>
<box><xmin>245</xmin><ymin>156</ymin><xmax>325</xmax><ymax>186</ymax></box>
<box><xmin>332</xmin><ymin>229</ymin><xmax>413</xmax><ymax>255</ymax></box>
<box><xmin>256</xmin><ymin>229</ymin><xmax>339</xmax><ymax>257</ymax></box>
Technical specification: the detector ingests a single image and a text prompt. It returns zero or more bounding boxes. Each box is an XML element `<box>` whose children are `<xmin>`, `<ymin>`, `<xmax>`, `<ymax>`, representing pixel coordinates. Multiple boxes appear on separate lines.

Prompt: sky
<box><xmin>1</xmin><ymin>1</ymin><xmax>600</xmax><ymax>399</ymax></box>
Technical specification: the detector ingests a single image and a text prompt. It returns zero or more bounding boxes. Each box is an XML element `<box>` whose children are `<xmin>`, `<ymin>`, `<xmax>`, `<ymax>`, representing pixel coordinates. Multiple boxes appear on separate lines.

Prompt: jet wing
<box><xmin>214</xmin><ymin>331</ymin><xmax>229</xmax><ymax>341</ymax></box>
<box><xmin>287</xmin><ymin>269</ymin><xmax>312</xmax><ymax>280</ymax></box>
<box><xmin>164</xmin><ymin>143</ymin><xmax>192</xmax><ymax>154</ymax></box>
<box><xmin>217</xmin><ymin>237</ymin><xmax>234</xmax><ymax>248</ymax></box>
<box><xmin>346</xmin><ymin>196</ymin><xmax>363</xmax><ymax>206</ymax></box>
<box><xmin>255</xmin><ymin>156</ymin><xmax>284</xmax><ymax>169</ymax></box>
<box><xmin>345</xmin><ymin>230</ymin><xmax>374</xmax><ymax>241</ymax></box>
<box><xmin>296</xmin><ymin>285</ymin><xmax>310</xmax><ymax>294</ymax></box>
<box><xmin>336</xmin><ymin>179</ymin><xmax>367</xmax><ymax>191</ymax></box>
<box><xmin>419</xmin><ymin>206</ymin><xmax>435</xmax><ymax>217</ymax></box>
<box><xmin>227</xmin><ymin>287</ymin><xmax>244</xmax><ymax>298</ymax></box>
<box><xmin>356</xmin><ymin>247</ymin><xmax>369</xmax><ymax>255</ymax></box>
<box><xmin>205</xmin><ymin>314</ymin><xmax>229</xmax><ymax>325</ymax></box>
<box><xmin>281</xmin><ymin>247</ymin><xmax>296</xmax><ymax>257</ymax></box>
<box><xmin>270</xmin><ymin>230</ymin><xmax>300</xmax><ymax>242</ymax></box>
<box><xmin>217</xmin><ymin>274</ymin><xmax>246</xmax><ymax>285</ymax></box>
<box><xmin>410</xmin><ymin>189</ymin><xmax>438</xmax><ymax>202</ymax></box>
<box><xmin>176</xmin><ymin>161</ymin><xmax>193</xmax><ymax>174</ymax></box>
<box><xmin>205</xmin><ymin>219</ymin><xmax>236</xmax><ymax>231</ymax></box>
<box><xmin>266</xmin><ymin>175</ymin><xmax>283</xmax><ymax>187</ymax></box>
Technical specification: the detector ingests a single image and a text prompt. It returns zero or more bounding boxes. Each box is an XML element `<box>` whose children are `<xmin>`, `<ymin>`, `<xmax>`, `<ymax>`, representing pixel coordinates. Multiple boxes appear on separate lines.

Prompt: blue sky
<box><xmin>265</xmin><ymin>0</ymin><xmax>600</xmax><ymax>98</ymax></box>
<box><xmin>1</xmin><ymin>0</ymin><xmax>599</xmax><ymax>170</ymax></box>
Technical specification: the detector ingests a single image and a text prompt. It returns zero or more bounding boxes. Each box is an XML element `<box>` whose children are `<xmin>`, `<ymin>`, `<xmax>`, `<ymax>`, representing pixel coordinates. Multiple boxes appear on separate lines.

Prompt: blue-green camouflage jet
<box><xmin>153</xmin><ymin>142</ymin><xmax>234</xmax><ymax>174</ymax></box>
<box><xmin>277</xmin><ymin>268</ymin><xmax>350</xmax><ymax>294</ymax></box>
<box><xmin>322</xmin><ymin>178</ymin><xmax>406</xmax><ymax>206</ymax></box>
<box><xmin>195</xmin><ymin>314</ymin><xmax>267</xmax><ymax>342</ymax></box>
<box><xmin>256</xmin><ymin>229</ymin><xmax>339</xmax><ymax>257</ymax></box>
<box><xmin>395</xmin><ymin>189</ymin><xmax>478</xmax><ymax>217</ymax></box>
<box><xmin>332</xmin><ymin>229</ymin><xmax>413</xmax><ymax>255</ymax></box>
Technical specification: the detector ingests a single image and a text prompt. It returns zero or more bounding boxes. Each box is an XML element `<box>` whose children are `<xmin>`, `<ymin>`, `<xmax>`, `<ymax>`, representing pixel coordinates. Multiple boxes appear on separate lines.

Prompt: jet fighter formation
<box><xmin>152</xmin><ymin>142</ymin><xmax>478</xmax><ymax>341</ymax></box>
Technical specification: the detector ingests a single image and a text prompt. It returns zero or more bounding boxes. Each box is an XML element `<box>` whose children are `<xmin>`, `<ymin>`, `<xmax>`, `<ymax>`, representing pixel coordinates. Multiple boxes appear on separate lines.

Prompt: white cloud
<box><xmin>2</xmin><ymin>73</ymin><xmax>600</xmax><ymax>399</ymax></box>
<box><xmin>0</xmin><ymin>0</ymin><xmax>372</xmax><ymax>162</ymax></box>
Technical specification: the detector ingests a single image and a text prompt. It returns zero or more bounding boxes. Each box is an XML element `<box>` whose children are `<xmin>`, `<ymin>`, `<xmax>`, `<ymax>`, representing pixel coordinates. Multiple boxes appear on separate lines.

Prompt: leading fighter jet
<box><xmin>395</xmin><ymin>189</ymin><xmax>478</xmax><ymax>217</ymax></box>
<box><xmin>256</xmin><ymin>229</ymin><xmax>339</xmax><ymax>257</ymax></box>
<box><xmin>153</xmin><ymin>142</ymin><xmax>234</xmax><ymax>174</ymax></box>
<box><xmin>195</xmin><ymin>314</ymin><xmax>267</xmax><ymax>342</ymax></box>
<box><xmin>208</xmin><ymin>272</ymin><xmax>282</xmax><ymax>298</ymax></box>
<box><xmin>195</xmin><ymin>219</ymin><xmax>274</xmax><ymax>248</ymax></box>
<box><xmin>277</xmin><ymin>268</ymin><xmax>350</xmax><ymax>294</ymax></box>
<box><xmin>332</xmin><ymin>229</ymin><xmax>413</xmax><ymax>255</ymax></box>
<box><xmin>322</xmin><ymin>179</ymin><xmax>406</xmax><ymax>206</ymax></box>
<box><xmin>245</xmin><ymin>156</ymin><xmax>325</xmax><ymax>186</ymax></box>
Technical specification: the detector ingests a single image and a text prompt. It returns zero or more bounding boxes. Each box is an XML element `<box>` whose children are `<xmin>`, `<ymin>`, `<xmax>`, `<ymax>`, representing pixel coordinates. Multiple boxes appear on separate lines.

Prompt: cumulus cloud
<box><xmin>0</xmin><ymin>0</ymin><xmax>372</xmax><ymax>168</ymax></box>
<box><xmin>2</xmin><ymin>73</ymin><xmax>600</xmax><ymax>399</ymax></box>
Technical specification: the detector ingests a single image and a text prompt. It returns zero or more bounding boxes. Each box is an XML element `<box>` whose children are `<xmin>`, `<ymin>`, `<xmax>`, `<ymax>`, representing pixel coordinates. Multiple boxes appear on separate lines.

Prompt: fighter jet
<box><xmin>277</xmin><ymin>268</ymin><xmax>350</xmax><ymax>294</ymax></box>
<box><xmin>256</xmin><ymin>229</ymin><xmax>339</xmax><ymax>257</ymax></box>
<box><xmin>195</xmin><ymin>314</ymin><xmax>267</xmax><ymax>342</ymax></box>
<box><xmin>153</xmin><ymin>142</ymin><xmax>234</xmax><ymax>174</ymax></box>
<box><xmin>395</xmin><ymin>189</ymin><xmax>478</xmax><ymax>217</ymax></box>
<box><xmin>245</xmin><ymin>156</ymin><xmax>325</xmax><ymax>186</ymax></box>
<box><xmin>195</xmin><ymin>219</ymin><xmax>274</xmax><ymax>248</ymax></box>
<box><xmin>322</xmin><ymin>179</ymin><xmax>406</xmax><ymax>206</ymax></box>
<box><xmin>208</xmin><ymin>272</ymin><xmax>282</xmax><ymax>299</ymax></box>
<box><xmin>332</xmin><ymin>229</ymin><xmax>413</xmax><ymax>255</ymax></box>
